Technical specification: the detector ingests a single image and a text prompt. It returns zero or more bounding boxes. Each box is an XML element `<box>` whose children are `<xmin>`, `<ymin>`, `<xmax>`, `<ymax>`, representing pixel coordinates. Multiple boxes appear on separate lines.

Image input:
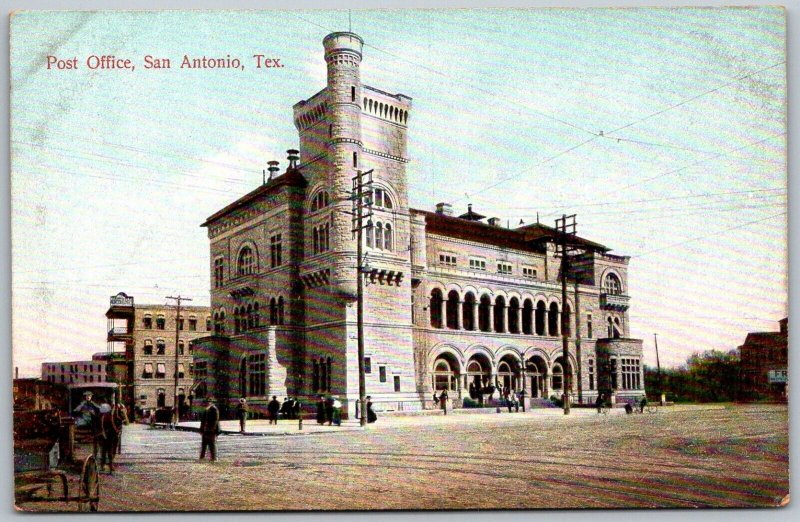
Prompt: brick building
<box><xmin>193</xmin><ymin>32</ymin><xmax>644</xmax><ymax>418</ymax></box>
<box><xmin>739</xmin><ymin>318</ymin><xmax>788</xmax><ymax>401</ymax></box>
<box><xmin>41</xmin><ymin>360</ymin><xmax>107</xmax><ymax>386</ymax></box>
<box><xmin>105</xmin><ymin>292</ymin><xmax>211</xmax><ymax>416</ymax></box>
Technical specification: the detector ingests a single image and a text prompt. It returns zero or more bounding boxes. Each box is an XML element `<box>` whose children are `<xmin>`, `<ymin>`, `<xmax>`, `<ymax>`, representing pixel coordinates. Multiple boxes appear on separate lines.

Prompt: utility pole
<box><xmin>654</xmin><ymin>332</ymin><xmax>663</xmax><ymax>404</ymax></box>
<box><xmin>556</xmin><ymin>214</ymin><xmax>577</xmax><ymax>415</ymax></box>
<box><xmin>574</xmin><ymin>275</ymin><xmax>582</xmax><ymax>404</ymax></box>
<box><xmin>166</xmin><ymin>295</ymin><xmax>192</xmax><ymax>422</ymax></box>
<box><xmin>351</xmin><ymin>169</ymin><xmax>374</xmax><ymax>427</ymax></box>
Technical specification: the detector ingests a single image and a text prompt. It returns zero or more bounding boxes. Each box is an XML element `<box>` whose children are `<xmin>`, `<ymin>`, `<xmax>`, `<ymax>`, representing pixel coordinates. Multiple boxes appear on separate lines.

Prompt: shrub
<box><xmin>462</xmin><ymin>397</ymin><xmax>481</xmax><ymax>408</ymax></box>
<box><xmin>549</xmin><ymin>395</ymin><xmax>563</xmax><ymax>407</ymax></box>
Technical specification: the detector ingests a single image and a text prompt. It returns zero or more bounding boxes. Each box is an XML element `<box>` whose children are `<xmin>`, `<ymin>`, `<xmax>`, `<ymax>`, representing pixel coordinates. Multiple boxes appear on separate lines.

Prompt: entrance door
<box><xmin>157</xmin><ymin>390</ymin><xmax>166</xmax><ymax>408</ymax></box>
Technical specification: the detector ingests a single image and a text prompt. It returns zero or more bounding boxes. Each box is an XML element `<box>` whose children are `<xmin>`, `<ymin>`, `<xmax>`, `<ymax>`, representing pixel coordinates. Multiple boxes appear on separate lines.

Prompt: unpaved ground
<box><xmin>17</xmin><ymin>404</ymin><xmax>789</xmax><ymax>511</ymax></box>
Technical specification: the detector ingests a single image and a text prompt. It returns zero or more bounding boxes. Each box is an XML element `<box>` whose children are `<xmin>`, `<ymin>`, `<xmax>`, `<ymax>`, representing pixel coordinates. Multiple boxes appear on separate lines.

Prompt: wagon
<box><xmin>15</xmin><ymin>455</ymin><xmax>101</xmax><ymax>512</ymax></box>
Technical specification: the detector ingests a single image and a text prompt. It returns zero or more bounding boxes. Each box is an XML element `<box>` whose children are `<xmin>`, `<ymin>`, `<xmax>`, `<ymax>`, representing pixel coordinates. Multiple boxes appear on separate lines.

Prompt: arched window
<box><xmin>373</xmin><ymin>188</ymin><xmax>393</xmax><ymax>209</ymax></box>
<box><xmin>535</xmin><ymin>301</ymin><xmax>546</xmax><ymax>335</ymax></box>
<box><xmin>375</xmin><ymin>223</ymin><xmax>384</xmax><ymax>250</ymax></box>
<box><xmin>522</xmin><ymin>299</ymin><xmax>533</xmax><ymax>335</ymax></box>
<box><xmin>219</xmin><ymin>311</ymin><xmax>225</xmax><ymax>334</ymax></box>
<box><xmin>240</xmin><ymin>358</ymin><xmax>247</xmax><ymax>398</ymax></box>
<box><xmin>254</xmin><ymin>302</ymin><xmax>260</xmax><ymax>327</ymax></box>
<box><xmin>384</xmin><ymin>224</ymin><xmax>393</xmax><ymax>251</ymax></box>
<box><xmin>446</xmin><ymin>290</ymin><xmax>460</xmax><ymax>330</ymax></box>
<box><xmin>237</xmin><ymin>246</ymin><xmax>256</xmax><ymax>276</ymax></box>
<box><xmin>508</xmin><ymin>297</ymin><xmax>520</xmax><ymax>334</ymax></box>
<box><xmin>563</xmin><ymin>304</ymin><xmax>572</xmax><ymax>337</ymax></box>
<box><xmin>494</xmin><ymin>296</ymin><xmax>506</xmax><ymax>333</ymax></box>
<box><xmin>277</xmin><ymin>296</ymin><xmax>285</xmax><ymax>325</ymax></box>
<box><xmin>552</xmin><ymin>363</ymin><xmax>563</xmax><ymax>391</ymax></box>
<box><xmin>604</xmin><ymin>273</ymin><xmax>622</xmax><ymax>295</ymax></box>
<box><xmin>366</xmin><ymin>223</ymin><xmax>374</xmax><ymax>248</ymax></box>
<box><xmin>270</xmin><ymin>298</ymin><xmax>277</xmax><ymax>325</ymax></box>
<box><xmin>247</xmin><ymin>304</ymin><xmax>254</xmax><ymax>329</ymax></box>
<box><xmin>548</xmin><ymin>302</ymin><xmax>559</xmax><ymax>336</ymax></box>
<box><xmin>479</xmin><ymin>295</ymin><xmax>491</xmax><ymax>332</ymax></box>
<box><xmin>311</xmin><ymin>191</ymin><xmax>330</xmax><ymax>211</ymax></box>
<box><xmin>614</xmin><ymin>317</ymin><xmax>621</xmax><ymax>339</ymax></box>
<box><xmin>430</xmin><ymin>289</ymin><xmax>444</xmax><ymax>329</ymax></box>
<box><xmin>463</xmin><ymin>292</ymin><xmax>476</xmax><ymax>331</ymax></box>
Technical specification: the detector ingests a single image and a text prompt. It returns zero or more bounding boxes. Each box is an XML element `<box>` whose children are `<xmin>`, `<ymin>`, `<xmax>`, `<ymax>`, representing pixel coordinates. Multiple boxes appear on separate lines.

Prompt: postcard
<box><xmin>10</xmin><ymin>7</ymin><xmax>788</xmax><ymax>511</ymax></box>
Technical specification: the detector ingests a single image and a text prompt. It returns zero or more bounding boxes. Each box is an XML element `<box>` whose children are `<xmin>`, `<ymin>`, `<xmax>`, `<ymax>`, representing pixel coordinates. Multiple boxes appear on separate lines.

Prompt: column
<box><xmin>472</xmin><ymin>302</ymin><xmax>479</xmax><ymax>332</ymax></box>
<box><xmin>488</xmin><ymin>304</ymin><xmax>495</xmax><ymax>332</ymax></box>
<box><xmin>455</xmin><ymin>300</ymin><xmax>462</xmax><ymax>330</ymax></box>
<box><xmin>439</xmin><ymin>299</ymin><xmax>446</xmax><ymax>329</ymax></box>
<box><xmin>516</xmin><ymin>307</ymin><xmax>523</xmax><ymax>335</ymax></box>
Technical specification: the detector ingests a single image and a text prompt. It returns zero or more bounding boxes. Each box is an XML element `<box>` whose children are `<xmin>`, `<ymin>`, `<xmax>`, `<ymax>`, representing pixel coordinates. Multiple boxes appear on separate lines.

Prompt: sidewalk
<box><xmin>169</xmin><ymin>418</ymin><xmax>365</xmax><ymax>436</ymax></box>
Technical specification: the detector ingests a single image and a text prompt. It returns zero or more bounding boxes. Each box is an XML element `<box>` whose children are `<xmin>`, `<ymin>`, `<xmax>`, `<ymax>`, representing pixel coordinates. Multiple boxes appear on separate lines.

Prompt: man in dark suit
<box><xmin>267</xmin><ymin>396</ymin><xmax>281</xmax><ymax>425</ymax></box>
<box><xmin>199</xmin><ymin>396</ymin><xmax>220</xmax><ymax>461</ymax></box>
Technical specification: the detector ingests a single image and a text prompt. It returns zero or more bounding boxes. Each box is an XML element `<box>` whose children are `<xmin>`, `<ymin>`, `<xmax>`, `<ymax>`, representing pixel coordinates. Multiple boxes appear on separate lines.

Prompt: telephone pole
<box><xmin>556</xmin><ymin>214</ymin><xmax>577</xmax><ymax>415</ymax></box>
<box><xmin>654</xmin><ymin>332</ymin><xmax>662</xmax><ymax>404</ymax></box>
<box><xmin>166</xmin><ymin>295</ymin><xmax>192</xmax><ymax>421</ymax></box>
<box><xmin>351</xmin><ymin>169</ymin><xmax>374</xmax><ymax>427</ymax></box>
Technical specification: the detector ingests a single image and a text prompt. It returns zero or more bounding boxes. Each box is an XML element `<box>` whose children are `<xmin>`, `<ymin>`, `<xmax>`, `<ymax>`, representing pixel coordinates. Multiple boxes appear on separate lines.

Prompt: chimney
<box><xmin>267</xmin><ymin>161</ymin><xmax>280</xmax><ymax>181</ymax></box>
<box><xmin>487</xmin><ymin>217</ymin><xmax>501</xmax><ymax>227</ymax></box>
<box><xmin>435</xmin><ymin>202</ymin><xmax>453</xmax><ymax>216</ymax></box>
<box><xmin>286</xmin><ymin>149</ymin><xmax>300</xmax><ymax>169</ymax></box>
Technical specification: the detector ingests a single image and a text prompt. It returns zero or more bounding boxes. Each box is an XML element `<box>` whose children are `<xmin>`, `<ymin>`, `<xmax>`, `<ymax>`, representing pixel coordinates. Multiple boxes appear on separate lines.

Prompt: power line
<box><xmin>631</xmin><ymin>212</ymin><xmax>786</xmax><ymax>258</ymax></box>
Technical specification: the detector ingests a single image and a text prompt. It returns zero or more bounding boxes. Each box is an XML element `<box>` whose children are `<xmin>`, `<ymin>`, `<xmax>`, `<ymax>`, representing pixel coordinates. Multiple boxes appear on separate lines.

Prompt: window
<box><xmin>156</xmin><ymin>340</ymin><xmax>165</xmax><ymax>355</ymax></box>
<box><xmin>156</xmin><ymin>316</ymin><xmax>165</xmax><ymax>330</ymax></box>
<box><xmin>189</xmin><ymin>318</ymin><xmax>197</xmax><ymax>331</ymax></box>
<box><xmin>351</xmin><ymin>85</ymin><xmax>356</xmax><ymax>102</ymax></box>
<box><xmin>379</xmin><ymin>366</ymin><xmax>387</xmax><ymax>383</ymax></box>
<box><xmin>439</xmin><ymin>254</ymin><xmax>457</xmax><ymax>267</ymax></box>
<box><xmin>143</xmin><ymin>316</ymin><xmax>153</xmax><ymax>329</ymax></box>
<box><xmin>143</xmin><ymin>340</ymin><xmax>153</xmax><ymax>355</ymax></box>
<box><xmin>156</xmin><ymin>363</ymin><xmax>166</xmax><ymax>378</ymax></box>
<box><xmin>238</xmin><ymin>246</ymin><xmax>256</xmax><ymax>276</ymax></box>
<box><xmin>588</xmin><ymin>358</ymin><xmax>595</xmax><ymax>391</ymax></box>
<box><xmin>523</xmin><ymin>267</ymin><xmax>537</xmax><ymax>279</ymax></box>
<box><xmin>314</xmin><ymin>225</ymin><xmax>330</xmax><ymax>254</ymax></box>
<box><xmin>178</xmin><ymin>341</ymin><xmax>185</xmax><ymax>356</ymax></box>
<box><xmin>366</xmin><ymin>224</ymin><xmax>374</xmax><ymax>248</ymax></box>
<box><xmin>270</xmin><ymin>234</ymin><xmax>282</xmax><ymax>267</ymax></box>
<box><xmin>177</xmin><ymin>363</ymin><xmax>185</xmax><ymax>379</ymax></box>
<box><xmin>143</xmin><ymin>363</ymin><xmax>154</xmax><ymax>378</ymax></box>
<box><xmin>469</xmin><ymin>258</ymin><xmax>486</xmax><ymax>271</ymax></box>
<box><xmin>497</xmin><ymin>262</ymin><xmax>512</xmax><ymax>275</ymax></box>
<box><xmin>604</xmin><ymin>273</ymin><xmax>622</xmax><ymax>295</ymax></box>
<box><xmin>429</xmin><ymin>289</ymin><xmax>443</xmax><ymax>329</ymax></box>
<box><xmin>353</xmin><ymin>151</ymin><xmax>358</xmax><ymax>168</ymax></box>
<box><xmin>373</xmin><ymin>188</ymin><xmax>393</xmax><ymax>209</ymax></box>
<box><xmin>206</xmin><ymin>317</ymin><xmax>212</xmax><ymax>331</ymax></box>
<box><xmin>587</xmin><ymin>314</ymin><xmax>593</xmax><ymax>339</ymax></box>
<box><xmin>621</xmin><ymin>358</ymin><xmax>641</xmax><ymax>390</ymax></box>
<box><xmin>394</xmin><ymin>375</ymin><xmax>401</xmax><ymax>392</ymax></box>
<box><xmin>311</xmin><ymin>191</ymin><xmax>330</xmax><ymax>211</ymax></box>
<box><xmin>364</xmin><ymin>357</ymin><xmax>372</xmax><ymax>374</ymax></box>
<box><xmin>384</xmin><ymin>223</ymin><xmax>393</xmax><ymax>251</ymax></box>
<box><xmin>178</xmin><ymin>318</ymin><xmax>184</xmax><ymax>330</ymax></box>
<box><xmin>214</xmin><ymin>258</ymin><xmax>224</xmax><ymax>288</ymax></box>
<box><xmin>248</xmin><ymin>353</ymin><xmax>267</xmax><ymax>397</ymax></box>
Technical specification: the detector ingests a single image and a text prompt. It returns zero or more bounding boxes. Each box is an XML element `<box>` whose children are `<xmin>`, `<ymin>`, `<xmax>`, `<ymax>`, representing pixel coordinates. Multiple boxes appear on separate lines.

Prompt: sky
<box><xmin>10</xmin><ymin>7</ymin><xmax>787</xmax><ymax>377</ymax></box>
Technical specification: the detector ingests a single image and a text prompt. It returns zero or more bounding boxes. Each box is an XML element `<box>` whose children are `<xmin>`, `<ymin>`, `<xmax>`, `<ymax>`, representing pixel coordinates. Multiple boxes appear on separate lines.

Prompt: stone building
<box><xmin>105</xmin><ymin>292</ymin><xmax>211</xmax><ymax>416</ymax></box>
<box><xmin>193</xmin><ymin>32</ymin><xmax>645</xmax><ymax>418</ymax></box>
<box><xmin>739</xmin><ymin>318</ymin><xmax>788</xmax><ymax>401</ymax></box>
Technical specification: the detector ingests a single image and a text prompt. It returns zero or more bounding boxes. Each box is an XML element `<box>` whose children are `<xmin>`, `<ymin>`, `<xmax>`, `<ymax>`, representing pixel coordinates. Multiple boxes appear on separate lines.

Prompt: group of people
<box><xmin>432</xmin><ymin>389</ymin><xmax>449</xmax><ymax>414</ymax></box>
<box><xmin>502</xmin><ymin>389</ymin><xmax>526</xmax><ymax>413</ymax></box>
<box><xmin>594</xmin><ymin>393</ymin><xmax>649</xmax><ymax>414</ymax></box>
<box><xmin>315</xmin><ymin>395</ymin><xmax>345</xmax><ymax>426</ymax></box>
<box><xmin>266</xmin><ymin>396</ymin><xmax>302</xmax><ymax>424</ymax></box>
<box><xmin>73</xmin><ymin>391</ymin><xmax>129</xmax><ymax>474</ymax></box>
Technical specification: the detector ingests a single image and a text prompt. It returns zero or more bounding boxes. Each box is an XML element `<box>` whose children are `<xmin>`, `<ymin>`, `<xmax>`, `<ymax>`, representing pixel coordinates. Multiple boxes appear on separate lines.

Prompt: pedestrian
<box><xmin>517</xmin><ymin>389</ymin><xmax>526</xmax><ymax>413</ymax></box>
<box><xmin>595</xmin><ymin>393</ymin><xmax>604</xmax><ymax>414</ymax></box>
<box><xmin>366</xmin><ymin>396</ymin><xmax>377</xmax><ymax>424</ymax></box>
<box><xmin>639</xmin><ymin>396</ymin><xmax>648</xmax><ymax>413</ymax></box>
<box><xmin>199</xmin><ymin>396</ymin><xmax>220</xmax><ymax>461</ymax></box>
<box><xmin>316</xmin><ymin>396</ymin><xmax>326</xmax><ymax>424</ymax></box>
<box><xmin>116</xmin><ymin>404</ymin><xmax>129</xmax><ymax>455</ymax></box>
<box><xmin>325</xmin><ymin>396</ymin><xmax>334</xmax><ymax>426</ymax></box>
<box><xmin>513</xmin><ymin>392</ymin><xmax>520</xmax><ymax>413</ymax></box>
<box><xmin>292</xmin><ymin>397</ymin><xmax>302</xmax><ymax>420</ymax></box>
<box><xmin>236</xmin><ymin>398</ymin><xmax>248</xmax><ymax>433</ymax></box>
<box><xmin>267</xmin><ymin>396</ymin><xmax>280</xmax><ymax>425</ymax></box>
<box><xmin>332</xmin><ymin>396</ymin><xmax>342</xmax><ymax>426</ymax></box>
<box><xmin>432</xmin><ymin>391</ymin><xmax>439</xmax><ymax>407</ymax></box>
<box><xmin>625</xmin><ymin>403</ymin><xmax>633</xmax><ymax>414</ymax></box>
<box><xmin>280</xmin><ymin>397</ymin><xmax>291</xmax><ymax>420</ymax></box>
<box><xmin>440</xmin><ymin>389</ymin><xmax>448</xmax><ymax>415</ymax></box>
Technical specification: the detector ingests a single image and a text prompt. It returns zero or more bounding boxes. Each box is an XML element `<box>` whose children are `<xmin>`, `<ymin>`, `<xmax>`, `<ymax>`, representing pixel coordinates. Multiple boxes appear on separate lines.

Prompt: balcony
<box><xmin>107</xmin><ymin>326</ymin><xmax>132</xmax><ymax>338</ymax></box>
<box><xmin>600</xmin><ymin>293</ymin><xmax>630</xmax><ymax>311</ymax></box>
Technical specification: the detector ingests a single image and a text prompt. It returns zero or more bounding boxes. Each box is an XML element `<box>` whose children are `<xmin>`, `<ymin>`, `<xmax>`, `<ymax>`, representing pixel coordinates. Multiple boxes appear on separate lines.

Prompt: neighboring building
<box><xmin>105</xmin><ymin>292</ymin><xmax>211</xmax><ymax>416</ymax></box>
<box><xmin>193</xmin><ymin>32</ymin><xmax>644</xmax><ymax>418</ymax></box>
<box><xmin>41</xmin><ymin>360</ymin><xmax>107</xmax><ymax>385</ymax></box>
<box><xmin>739</xmin><ymin>318</ymin><xmax>788</xmax><ymax>401</ymax></box>
<box><xmin>13</xmin><ymin>378</ymin><xmax>67</xmax><ymax>412</ymax></box>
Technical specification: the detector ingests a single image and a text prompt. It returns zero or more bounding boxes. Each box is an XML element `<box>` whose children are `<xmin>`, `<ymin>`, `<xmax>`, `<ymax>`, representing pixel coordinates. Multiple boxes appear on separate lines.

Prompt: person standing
<box><xmin>517</xmin><ymin>389</ymin><xmax>526</xmax><ymax>413</ymax></box>
<box><xmin>236</xmin><ymin>398</ymin><xmax>248</xmax><ymax>433</ymax></box>
<box><xmin>639</xmin><ymin>396</ymin><xmax>648</xmax><ymax>413</ymax></box>
<box><xmin>280</xmin><ymin>398</ymin><xmax>291</xmax><ymax>420</ymax></box>
<box><xmin>366</xmin><ymin>396</ymin><xmax>377</xmax><ymax>424</ymax></box>
<box><xmin>332</xmin><ymin>396</ymin><xmax>342</xmax><ymax>426</ymax></box>
<box><xmin>432</xmin><ymin>391</ymin><xmax>439</xmax><ymax>408</ymax></box>
<box><xmin>199</xmin><ymin>396</ymin><xmax>220</xmax><ymax>461</ymax></box>
<box><xmin>316</xmin><ymin>396</ymin><xmax>326</xmax><ymax>424</ymax></box>
<box><xmin>595</xmin><ymin>393</ymin><xmax>605</xmax><ymax>414</ymax></box>
<box><xmin>292</xmin><ymin>397</ymin><xmax>302</xmax><ymax>420</ymax></box>
<box><xmin>325</xmin><ymin>396</ymin><xmax>334</xmax><ymax>426</ymax></box>
<box><xmin>267</xmin><ymin>396</ymin><xmax>280</xmax><ymax>425</ymax></box>
<box><xmin>440</xmin><ymin>389</ymin><xmax>449</xmax><ymax>415</ymax></box>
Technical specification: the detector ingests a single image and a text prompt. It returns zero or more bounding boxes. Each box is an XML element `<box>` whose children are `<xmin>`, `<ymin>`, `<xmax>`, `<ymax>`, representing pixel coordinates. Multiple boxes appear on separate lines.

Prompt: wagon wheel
<box><xmin>78</xmin><ymin>455</ymin><xmax>100</xmax><ymax>512</ymax></box>
<box><xmin>46</xmin><ymin>472</ymin><xmax>69</xmax><ymax>502</ymax></box>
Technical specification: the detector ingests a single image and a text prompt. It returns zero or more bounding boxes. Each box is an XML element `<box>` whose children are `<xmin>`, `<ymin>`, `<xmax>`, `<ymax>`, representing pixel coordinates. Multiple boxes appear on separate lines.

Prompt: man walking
<box><xmin>440</xmin><ymin>389</ymin><xmax>449</xmax><ymax>415</ymax></box>
<box><xmin>236</xmin><ymin>398</ymin><xmax>248</xmax><ymax>433</ymax></box>
<box><xmin>199</xmin><ymin>396</ymin><xmax>220</xmax><ymax>461</ymax></box>
<box><xmin>267</xmin><ymin>396</ymin><xmax>280</xmax><ymax>425</ymax></box>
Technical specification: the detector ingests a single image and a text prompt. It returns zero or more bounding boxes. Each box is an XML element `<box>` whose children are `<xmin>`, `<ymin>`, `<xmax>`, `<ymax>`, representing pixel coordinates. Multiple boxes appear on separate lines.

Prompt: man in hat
<box><xmin>199</xmin><ymin>396</ymin><xmax>220</xmax><ymax>461</ymax></box>
<box><xmin>236</xmin><ymin>398</ymin><xmax>249</xmax><ymax>433</ymax></box>
<box><xmin>74</xmin><ymin>391</ymin><xmax>101</xmax><ymax>457</ymax></box>
<box><xmin>267</xmin><ymin>396</ymin><xmax>281</xmax><ymax>425</ymax></box>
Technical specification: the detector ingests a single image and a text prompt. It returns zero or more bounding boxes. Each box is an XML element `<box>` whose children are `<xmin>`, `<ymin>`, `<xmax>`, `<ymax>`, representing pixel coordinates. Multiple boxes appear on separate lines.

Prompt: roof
<box><xmin>412</xmin><ymin>209</ymin><xmax>609</xmax><ymax>253</ymax></box>
<box><xmin>201</xmin><ymin>168</ymin><xmax>307</xmax><ymax>228</ymax></box>
<box><xmin>742</xmin><ymin>331</ymin><xmax>787</xmax><ymax>347</ymax></box>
